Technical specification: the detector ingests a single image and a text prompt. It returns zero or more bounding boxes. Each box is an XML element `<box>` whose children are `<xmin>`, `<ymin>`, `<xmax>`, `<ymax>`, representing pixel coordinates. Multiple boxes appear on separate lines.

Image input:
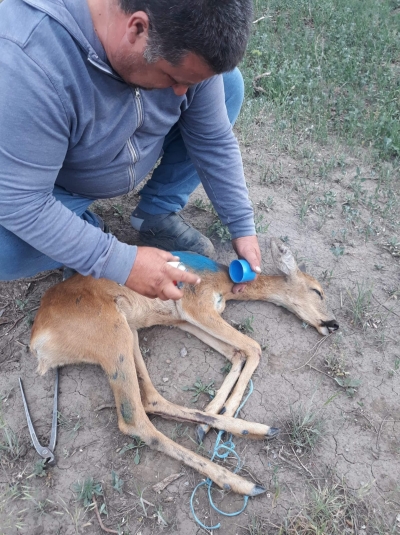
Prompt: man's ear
<box><xmin>126</xmin><ymin>11</ymin><xmax>149</xmax><ymax>44</ymax></box>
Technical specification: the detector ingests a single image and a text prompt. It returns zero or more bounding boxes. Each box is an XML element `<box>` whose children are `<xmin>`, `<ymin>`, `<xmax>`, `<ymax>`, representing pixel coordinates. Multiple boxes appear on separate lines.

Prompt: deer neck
<box><xmin>224</xmin><ymin>274</ymin><xmax>291</xmax><ymax>308</ymax></box>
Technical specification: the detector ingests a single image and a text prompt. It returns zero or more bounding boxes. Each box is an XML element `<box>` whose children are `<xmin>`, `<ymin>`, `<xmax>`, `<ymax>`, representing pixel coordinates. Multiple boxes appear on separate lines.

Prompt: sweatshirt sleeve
<box><xmin>0</xmin><ymin>40</ymin><xmax>136</xmax><ymax>284</ymax></box>
<box><xmin>178</xmin><ymin>75</ymin><xmax>255</xmax><ymax>239</ymax></box>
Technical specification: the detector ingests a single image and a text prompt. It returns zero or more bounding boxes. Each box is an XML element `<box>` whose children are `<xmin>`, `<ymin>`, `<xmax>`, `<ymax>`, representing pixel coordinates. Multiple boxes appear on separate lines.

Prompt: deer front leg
<box><xmin>177</xmin><ymin>313</ymin><xmax>279</xmax><ymax>442</ymax></box>
<box><xmin>129</xmin><ymin>329</ymin><xmax>274</xmax><ymax>440</ymax></box>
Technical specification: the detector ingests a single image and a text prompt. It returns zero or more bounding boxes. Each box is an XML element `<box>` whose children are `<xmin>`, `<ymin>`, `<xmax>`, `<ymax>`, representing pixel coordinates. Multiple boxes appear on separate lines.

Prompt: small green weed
<box><xmin>193</xmin><ymin>198</ymin><xmax>212</xmax><ymax>211</ymax></box>
<box><xmin>325</xmin><ymin>354</ymin><xmax>361</xmax><ymax>396</ymax></box>
<box><xmin>208</xmin><ymin>218</ymin><xmax>231</xmax><ymax>242</ymax></box>
<box><xmin>153</xmin><ymin>505</ymin><xmax>169</xmax><ymax>527</ymax></box>
<box><xmin>255</xmin><ymin>213</ymin><xmax>270</xmax><ymax>234</ymax></box>
<box><xmin>247</xmin><ymin>515</ymin><xmax>265</xmax><ymax>535</ymax></box>
<box><xmin>112</xmin><ymin>204</ymin><xmax>124</xmax><ymax>218</ymax></box>
<box><xmin>194</xmin><ymin>201</ymin><xmax>233</xmax><ymax>242</ymax></box>
<box><xmin>182</xmin><ymin>378</ymin><xmax>215</xmax><ymax>403</ymax></box>
<box><xmin>171</xmin><ymin>423</ymin><xmax>189</xmax><ymax>441</ymax></box>
<box><xmin>334</xmin><ymin>377</ymin><xmax>362</xmax><ymax>398</ymax></box>
<box><xmin>321</xmin><ymin>268</ymin><xmax>334</xmax><ymax>284</ymax></box>
<box><xmin>383</xmin><ymin>237</ymin><xmax>400</xmax><ymax>257</ymax></box>
<box><xmin>27</xmin><ymin>459</ymin><xmax>47</xmax><ymax>479</ymax></box>
<box><xmin>346</xmin><ymin>282</ymin><xmax>373</xmax><ymax>328</ymax></box>
<box><xmin>15</xmin><ymin>298</ymin><xmax>28</xmax><ymax>310</ymax></box>
<box><xmin>256</xmin><ymin>197</ymin><xmax>274</xmax><ymax>211</ymax></box>
<box><xmin>33</xmin><ymin>498</ymin><xmax>54</xmax><ymax>517</ymax></box>
<box><xmin>0</xmin><ymin>484</ymin><xmax>26</xmax><ymax>531</ymax></box>
<box><xmin>299</xmin><ymin>197</ymin><xmax>309</xmax><ymax>223</ymax></box>
<box><xmin>288</xmin><ymin>400</ymin><xmax>325</xmax><ymax>452</ymax></box>
<box><xmin>330</xmin><ymin>245</ymin><xmax>345</xmax><ymax>258</ymax></box>
<box><xmin>57</xmin><ymin>411</ymin><xmax>82</xmax><ymax>441</ymax></box>
<box><xmin>118</xmin><ymin>436</ymin><xmax>146</xmax><ymax>465</ymax></box>
<box><xmin>73</xmin><ymin>477</ymin><xmax>103</xmax><ymax>508</ymax></box>
<box><xmin>280</xmin><ymin>235</ymin><xmax>290</xmax><ymax>244</ymax></box>
<box><xmin>232</xmin><ymin>315</ymin><xmax>254</xmax><ymax>334</ymax></box>
<box><xmin>220</xmin><ymin>361</ymin><xmax>232</xmax><ymax>374</ymax></box>
<box><xmin>0</xmin><ymin>401</ymin><xmax>22</xmax><ymax>462</ymax></box>
<box><xmin>111</xmin><ymin>470</ymin><xmax>124</xmax><ymax>494</ymax></box>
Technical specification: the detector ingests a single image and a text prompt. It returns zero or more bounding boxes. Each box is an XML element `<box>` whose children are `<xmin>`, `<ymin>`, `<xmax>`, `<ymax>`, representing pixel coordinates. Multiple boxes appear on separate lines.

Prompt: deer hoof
<box><xmin>265</xmin><ymin>427</ymin><xmax>280</xmax><ymax>439</ymax></box>
<box><xmin>196</xmin><ymin>425</ymin><xmax>207</xmax><ymax>444</ymax></box>
<box><xmin>251</xmin><ymin>484</ymin><xmax>266</xmax><ymax>496</ymax></box>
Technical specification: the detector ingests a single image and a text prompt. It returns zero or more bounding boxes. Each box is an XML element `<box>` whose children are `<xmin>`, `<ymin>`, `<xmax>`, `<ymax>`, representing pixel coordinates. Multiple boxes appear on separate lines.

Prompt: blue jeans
<box><xmin>0</xmin><ymin>69</ymin><xmax>244</xmax><ymax>280</ymax></box>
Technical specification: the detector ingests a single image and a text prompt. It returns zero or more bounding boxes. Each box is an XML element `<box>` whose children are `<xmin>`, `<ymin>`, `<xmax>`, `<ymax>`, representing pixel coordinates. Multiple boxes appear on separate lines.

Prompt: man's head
<box><xmin>90</xmin><ymin>0</ymin><xmax>253</xmax><ymax>94</ymax></box>
<box><xmin>119</xmin><ymin>0</ymin><xmax>254</xmax><ymax>74</ymax></box>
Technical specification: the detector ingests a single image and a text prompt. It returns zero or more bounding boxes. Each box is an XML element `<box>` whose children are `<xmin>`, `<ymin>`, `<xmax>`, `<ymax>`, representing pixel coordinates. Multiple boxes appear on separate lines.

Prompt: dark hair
<box><xmin>118</xmin><ymin>0</ymin><xmax>254</xmax><ymax>73</ymax></box>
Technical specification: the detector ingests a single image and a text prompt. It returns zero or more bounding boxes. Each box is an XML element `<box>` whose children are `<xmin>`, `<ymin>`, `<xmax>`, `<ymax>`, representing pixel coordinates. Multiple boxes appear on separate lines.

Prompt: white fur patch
<box><xmin>213</xmin><ymin>292</ymin><xmax>225</xmax><ymax>313</ymax></box>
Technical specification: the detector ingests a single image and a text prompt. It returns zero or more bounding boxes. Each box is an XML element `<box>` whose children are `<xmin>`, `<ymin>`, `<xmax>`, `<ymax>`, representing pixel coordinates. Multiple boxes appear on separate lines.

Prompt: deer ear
<box><xmin>298</xmin><ymin>263</ymin><xmax>307</xmax><ymax>273</ymax></box>
<box><xmin>270</xmin><ymin>238</ymin><xmax>299</xmax><ymax>277</ymax></box>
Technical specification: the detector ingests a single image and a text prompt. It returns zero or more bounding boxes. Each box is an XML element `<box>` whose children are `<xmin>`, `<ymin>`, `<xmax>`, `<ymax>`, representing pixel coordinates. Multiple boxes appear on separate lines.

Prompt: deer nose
<box><xmin>321</xmin><ymin>319</ymin><xmax>339</xmax><ymax>332</ymax></box>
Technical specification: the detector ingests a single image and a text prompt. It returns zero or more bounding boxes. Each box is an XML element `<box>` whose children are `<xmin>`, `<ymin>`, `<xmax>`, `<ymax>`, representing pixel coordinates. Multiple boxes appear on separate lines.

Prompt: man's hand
<box><xmin>231</xmin><ymin>235</ymin><xmax>262</xmax><ymax>294</ymax></box>
<box><xmin>125</xmin><ymin>247</ymin><xmax>201</xmax><ymax>301</ymax></box>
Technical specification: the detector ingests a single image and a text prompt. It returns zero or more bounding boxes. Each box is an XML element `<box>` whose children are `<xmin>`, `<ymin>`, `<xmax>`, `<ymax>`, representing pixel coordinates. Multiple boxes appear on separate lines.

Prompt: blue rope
<box><xmin>190</xmin><ymin>380</ymin><xmax>254</xmax><ymax>530</ymax></box>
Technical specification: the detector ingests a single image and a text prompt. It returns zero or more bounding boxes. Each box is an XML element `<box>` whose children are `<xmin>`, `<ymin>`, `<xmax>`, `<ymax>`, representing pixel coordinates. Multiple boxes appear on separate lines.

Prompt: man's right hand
<box><xmin>125</xmin><ymin>247</ymin><xmax>201</xmax><ymax>301</ymax></box>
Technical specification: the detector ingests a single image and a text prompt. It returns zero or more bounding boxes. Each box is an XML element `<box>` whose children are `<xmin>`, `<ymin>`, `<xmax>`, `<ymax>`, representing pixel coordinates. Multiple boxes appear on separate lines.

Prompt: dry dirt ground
<box><xmin>0</xmin><ymin>126</ymin><xmax>399</xmax><ymax>534</ymax></box>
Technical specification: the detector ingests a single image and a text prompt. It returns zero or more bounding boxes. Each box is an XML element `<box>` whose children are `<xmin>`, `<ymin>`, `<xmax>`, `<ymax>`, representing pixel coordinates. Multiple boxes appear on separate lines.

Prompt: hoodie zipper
<box><xmin>87</xmin><ymin>55</ymin><xmax>122</xmax><ymax>82</ymax></box>
<box><xmin>126</xmin><ymin>137</ymin><xmax>137</xmax><ymax>189</ymax></box>
<box><xmin>134</xmin><ymin>88</ymin><xmax>144</xmax><ymax>128</ymax></box>
<box><xmin>126</xmin><ymin>88</ymin><xmax>144</xmax><ymax>189</ymax></box>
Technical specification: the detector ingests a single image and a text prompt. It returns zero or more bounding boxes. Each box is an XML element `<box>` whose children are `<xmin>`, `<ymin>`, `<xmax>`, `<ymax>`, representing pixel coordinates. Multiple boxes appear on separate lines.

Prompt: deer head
<box><xmin>269</xmin><ymin>238</ymin><xmax>338</xmax><ymax>336</ymax></box>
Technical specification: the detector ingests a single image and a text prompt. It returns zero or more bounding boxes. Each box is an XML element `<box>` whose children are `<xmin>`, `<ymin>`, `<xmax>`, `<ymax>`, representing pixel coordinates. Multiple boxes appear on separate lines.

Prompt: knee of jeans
<box><xmin>0</xmin><ymin>253</ymin><xmax>25</xmax><ymax>280</ymax></box>
<box><xmin>0</xmin><ymin>259</ymin><xmax>20</xmax><ymax>280</ymax></box>
<box><xmin>0</xmin><ymin>247</ymin><xmax>39</xmax><ymax>280</ymax></box>
<box><xmin>222</xmin><ymin>67</ymin><xmax>245</xmax><ymax>125</ymax></box>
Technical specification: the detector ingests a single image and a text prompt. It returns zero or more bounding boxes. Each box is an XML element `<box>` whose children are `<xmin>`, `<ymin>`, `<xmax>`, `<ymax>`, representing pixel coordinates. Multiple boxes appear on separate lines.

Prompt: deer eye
<box><xmin>312</xmin><ymin>288</ymin><xmax>323</xmax><ymax>299</ymax></box>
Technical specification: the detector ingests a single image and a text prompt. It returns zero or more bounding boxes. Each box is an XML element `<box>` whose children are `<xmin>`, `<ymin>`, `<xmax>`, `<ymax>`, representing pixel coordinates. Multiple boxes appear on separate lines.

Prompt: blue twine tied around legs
<box><xmin>190</xmin><ymin>380</ymin><xmax>254</xmax><ymax>530</ymax></box>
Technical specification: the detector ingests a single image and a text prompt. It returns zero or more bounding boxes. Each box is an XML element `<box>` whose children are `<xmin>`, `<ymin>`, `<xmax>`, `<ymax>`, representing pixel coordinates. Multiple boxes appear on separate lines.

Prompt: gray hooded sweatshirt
<box><xmin>0</xmin><ymin>0</ymin><xmax>255</xmax><ymax>284</ymax></box>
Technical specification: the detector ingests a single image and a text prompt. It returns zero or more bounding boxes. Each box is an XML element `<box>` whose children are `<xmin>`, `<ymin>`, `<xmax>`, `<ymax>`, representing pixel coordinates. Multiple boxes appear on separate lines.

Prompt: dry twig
<box><xmin>92</xmin><ymin>497</ymin><xmax>119</xmax><ymax>534</ymax></box>
<box><xmin>152</xmin><ymin>473</ymin><xmax>183</xmax><ymax>493</ymax></box>
<box><xmin>291</xmin><ymin>333</ymin><xmax>333</xmax><ymax>372</ymax></box>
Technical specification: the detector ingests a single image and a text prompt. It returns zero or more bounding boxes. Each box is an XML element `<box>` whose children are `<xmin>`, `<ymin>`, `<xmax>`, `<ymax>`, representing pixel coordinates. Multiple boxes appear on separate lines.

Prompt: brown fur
<box><xmin>30</xmin><ymin>239</ymin><xmax>337</xmax><ymax>496</ymax></box>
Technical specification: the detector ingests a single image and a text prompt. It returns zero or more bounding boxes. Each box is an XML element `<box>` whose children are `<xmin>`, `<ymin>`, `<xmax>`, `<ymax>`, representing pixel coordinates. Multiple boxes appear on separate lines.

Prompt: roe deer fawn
<box><xmin>30</xmin><ymin>239</ymin><xmax>338</xmax><ymax>496</ymax></box>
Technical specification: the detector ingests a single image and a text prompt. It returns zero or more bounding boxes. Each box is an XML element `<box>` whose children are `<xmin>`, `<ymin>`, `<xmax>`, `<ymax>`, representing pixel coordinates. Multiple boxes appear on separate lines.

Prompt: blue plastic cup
<box><xmin>229</xmin><ymin>259</ymin><xmax>256</xmax><ymax>283</ymax></box>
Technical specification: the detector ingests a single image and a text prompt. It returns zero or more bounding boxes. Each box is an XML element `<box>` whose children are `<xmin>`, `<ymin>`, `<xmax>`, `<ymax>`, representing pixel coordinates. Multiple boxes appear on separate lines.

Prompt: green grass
<box><xmin>288</xmin><ymin>402</ymin><xmax>325</xmax><ymax>452</ymax></box>
<box><xmin>73</xmin><ymin>477</ymin><xmax>103</xmax><ymax>508</ymax></box>
<box><xmin>247</xmin><ymin>479</ymin><xmax>396</xmax><ymax>534</ymax></box>
<box><xmin>241</xmin><ymin>0</ymin><xmax>400</xmax><ymax>158</ymax></box>
<box><xmin>346</xmin><ymin>281</ymin><xmax>373</xmax><ymax>328</ymax></box>
<box><xmin>0</xmin><ymin>400</ymin><xmax>22</xmax><ymax>462</ymax></box>
<box><xmin>182</xmin><ymin>378</ymin><xmax>216</xmax><ymax>403</ymax></box>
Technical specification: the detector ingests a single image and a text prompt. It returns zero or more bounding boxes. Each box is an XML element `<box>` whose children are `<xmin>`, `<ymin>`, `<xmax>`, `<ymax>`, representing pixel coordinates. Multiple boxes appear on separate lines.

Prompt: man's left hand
<box><xmin>231</xmin><ymin>235</ymin><xmax>262</xmax><ymax>294</ymax></box>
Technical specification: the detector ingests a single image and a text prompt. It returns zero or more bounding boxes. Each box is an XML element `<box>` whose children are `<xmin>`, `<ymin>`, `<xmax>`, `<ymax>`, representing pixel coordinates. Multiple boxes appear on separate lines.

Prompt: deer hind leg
<box><xmin>130</xmin><ymin>329</ymin><xmax>273</xmax><ymax>440</ymax></box>
<box><xmin>177</xmin><ymin>312</ymin><xmax>280</xmax><ymax>442</ymax></box>
<box><xmin>34</xmin><ymin>318</ymin><xmax>265</xmax><ymax>496</ymax></box>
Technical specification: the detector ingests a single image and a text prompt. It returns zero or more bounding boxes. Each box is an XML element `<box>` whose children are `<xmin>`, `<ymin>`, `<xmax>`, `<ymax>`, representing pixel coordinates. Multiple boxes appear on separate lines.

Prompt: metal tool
<box><xmin>19</xmin><ymin>368</ymin><xmax>59</xmax><ymax>466</ymax></box>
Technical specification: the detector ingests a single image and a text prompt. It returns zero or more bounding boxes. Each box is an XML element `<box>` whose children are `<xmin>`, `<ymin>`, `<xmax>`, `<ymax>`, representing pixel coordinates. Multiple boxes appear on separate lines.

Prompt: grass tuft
<box><xmin>288</xmin><ymin>402</ymin><xmax>325</xmax><ymax>452</ymax></box>
<box><xmin>346</xmin><ymin>281</ymin><xmax>373</xmax><ymax>328</ymax></box>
